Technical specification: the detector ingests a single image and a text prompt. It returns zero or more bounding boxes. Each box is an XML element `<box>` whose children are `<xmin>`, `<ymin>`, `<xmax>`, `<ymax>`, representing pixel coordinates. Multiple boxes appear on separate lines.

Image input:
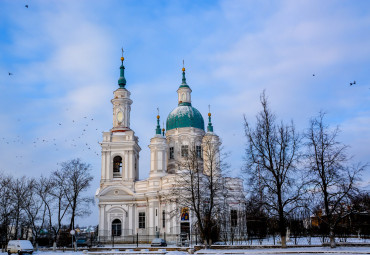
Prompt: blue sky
<box><xmin>0</xmin><ymin>0</ymin><xmax>369</xmax><ymax>226</ymax></box>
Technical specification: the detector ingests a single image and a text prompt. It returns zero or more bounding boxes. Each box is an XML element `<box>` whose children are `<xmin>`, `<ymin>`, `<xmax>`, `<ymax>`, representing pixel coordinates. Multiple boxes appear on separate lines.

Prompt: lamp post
<box><xmin>70</xmin><ymin>230</ymin><xmax>75</xmax><ymax>251</ymax></box>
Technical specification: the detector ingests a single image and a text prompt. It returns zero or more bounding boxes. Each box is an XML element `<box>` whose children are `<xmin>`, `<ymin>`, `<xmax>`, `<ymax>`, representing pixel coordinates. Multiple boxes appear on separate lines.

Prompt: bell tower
<box><xmin>100</xmin><ymin>51</ymin><xmax>141</xmax><ymax>187</ymax></box>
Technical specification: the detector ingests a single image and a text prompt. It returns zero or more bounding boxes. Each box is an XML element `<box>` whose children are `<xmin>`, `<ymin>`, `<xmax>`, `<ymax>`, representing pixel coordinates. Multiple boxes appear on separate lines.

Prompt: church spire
<box><xmin>118</xmin><ymin>48</ymin><xmax>126</xmax><ymax>88</ymax></box>
<box><xmin>180</xmin><ymin>60</ymin><xmax>189</xmax><ymax>88</ymax></box>
<box><xmin>155</xmin><ymin>108</ymin><xmax>161</xmax><ymax>135</ymax></box>
<box><xmin>207</xmin><ymin>105</ymin><xmax>214</xmax><ymax>132</ymax></box>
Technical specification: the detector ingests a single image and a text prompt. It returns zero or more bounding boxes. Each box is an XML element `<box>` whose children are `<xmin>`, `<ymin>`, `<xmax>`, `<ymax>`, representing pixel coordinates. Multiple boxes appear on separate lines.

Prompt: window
<box><xmin>196</xmin><ymin>146</ymin><xmax>202</xmax><ymax>158</ymax></box>
<box><xmin>181</xmin><ymin>145</ymin><xmax>188</xmax><ymax>158</ymax></box>
<box><xmin>169</xmin><ymin>147</ymin><xmax>174</xmax><ymax>159</ymax></box>
<box><xmin>112</xmin><ymin>219</ymin><xmax>122</xmax><ymax>236</ymax></box>
<box><xmin>113</xmin><ymin>156</ymin><xmax>122</xmax><ymax>177</ymax></box>
<box><xmin>139</xmin><ymin>212</ymin><xmax>145</xmax><ymax>229</ymax></box>
<box><xmin>231</xmin><ymin>210</ymin><xmax>238</xmax><ymax>227</ymax></box>
<box><xmin>162</xmin><ymin>210</ymin><xmax>166</xmax><ymax>228</ymax></box>
<box><xmin>156</xmin><ymin>209</ymin><xmax>158</xmax><ymax>216</ymax></box>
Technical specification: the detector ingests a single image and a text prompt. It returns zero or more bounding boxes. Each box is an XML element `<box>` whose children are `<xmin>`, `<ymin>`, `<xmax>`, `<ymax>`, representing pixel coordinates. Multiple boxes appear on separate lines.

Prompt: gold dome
<box><xmin>121</xmin><ymin>57</ymin><xmax>124</xmax><ymax>61</ymax></box>
<box><xmin>182</xmin><ymin>67</ymin><xmax>185</xmax><ymax>72</ymax></box>
<box><xmin>208</xmin><ymin>112</ymin><xmax>211</xmax><ymax>117</ymax></box>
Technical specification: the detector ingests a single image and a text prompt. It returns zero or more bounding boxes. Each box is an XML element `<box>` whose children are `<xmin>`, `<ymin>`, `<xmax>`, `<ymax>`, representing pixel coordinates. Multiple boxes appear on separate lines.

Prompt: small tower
<box><xmin>202</xmin><ymin>107</ymin><xmax>220</xmax><ymax>176</ymax></box>
<box><xmin>177</xmin><ymin>62</ymin><xmax>192</xmax><ymax>106</ymax></box>
<box><xmin>149</xmin><ymin>113</ymin><xmax>168</xmax><ymax>178</ymax></box>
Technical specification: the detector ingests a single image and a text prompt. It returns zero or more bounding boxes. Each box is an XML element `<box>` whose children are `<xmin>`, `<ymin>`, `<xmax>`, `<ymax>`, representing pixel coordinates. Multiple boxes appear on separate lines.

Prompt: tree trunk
<box><xmin>329</xmin><ymin>227</ymin><xmax>336</xmax><ymax>248</ymax></box>
<box><xmin>280</xmin><ymin>235</ymin><xmax>287</xmax><ymax>248</ymax></box>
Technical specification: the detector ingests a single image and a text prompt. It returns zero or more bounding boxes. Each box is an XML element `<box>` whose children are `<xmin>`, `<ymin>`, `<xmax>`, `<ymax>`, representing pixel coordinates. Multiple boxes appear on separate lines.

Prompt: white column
<box><xmin>128</xmin><ymin>205</ymin><xmax>133</xmax><ymax>234</ymax></box>
<box><xmin>158</xmin><ymin>151</ymin><xmax>163</xmax><ymax>171</ymax></box>
<box><xmin>127</xmin><ymin>105</ymin><xmax>131</xmax><ymax>128</ymax></box>
<box><xmin>124</xmin><ymin>151</ymin><xmax>129</xmax><ymax>180</ymax></box>
<box><xmin>148</xmin><ymin>201</ymin><xmax>153</xmax><ymax>235</ymax></box>
<box><xmin>101</xmin><ymin>205</ymin><xmax>106</xmax><ymax>236</ymax></box>
<box><xmin>125</xmin><ymin>104</ymin><xmax>129</xmax><ymax>128</ymax></box>
<box><xmin>101</xmin><ymin>151</ymin><xmax>106</xmax><ymax>180</ymax></box>
<box><xmin>155</xmin><ymin>205</ymin><xmax>159</xmax><ymax>232</ymax></box>
<box><xmin>136</xmin><ymin>155</ymin><xmax>139</xmax><ymax>180</ymax></box>
<box><xmin>129</xmin><ymin>151</ymin><xmax>133</xmax><ymax>180</ymax></box>
<box><xmin>106</xmin><ymin>152</ymin><xmax>111</xmax><ymax>180</ymax></box>
<box><xmin>171</xmin><ymin>202</ymin><xmax>175</xmax><ymax>234</ymax></box>
<box><xmin>150</xmin><ymin>151</ymin><xmax>155</xmax><ymax>172</ymax></box>
<box><xmin>164</xmin><ymin>148</ymin><xmax>167</xmax><ymax>172</ymax></box>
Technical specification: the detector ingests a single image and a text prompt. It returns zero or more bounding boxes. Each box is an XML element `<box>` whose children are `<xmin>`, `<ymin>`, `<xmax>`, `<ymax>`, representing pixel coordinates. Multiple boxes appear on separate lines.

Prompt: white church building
<box><xmin>95</xmin><ymin>55</ymin><xmax>246</xmax><ymax>243</ymax></box>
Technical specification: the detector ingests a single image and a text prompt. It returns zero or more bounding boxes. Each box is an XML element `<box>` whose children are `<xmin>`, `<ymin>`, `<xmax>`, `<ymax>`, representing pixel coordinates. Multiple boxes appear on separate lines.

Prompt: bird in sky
<box><xmin>25</xmin><ymin>5</ymin><xmax>28</xmax><ymax>8</ymax></box>
<box><xmin>8</xmin><ymin>72</ymin><xmax>13</xmax><ymax>75</ymax></box>
<box><xmin>312</xmin><ymin>74</ymin><xmax>315</xmax><ymax>76</ymax></box>
<box><xmin>350</xmin><ymin>81</ymin><xmax>356</xmax><ymax>86</ymax></box>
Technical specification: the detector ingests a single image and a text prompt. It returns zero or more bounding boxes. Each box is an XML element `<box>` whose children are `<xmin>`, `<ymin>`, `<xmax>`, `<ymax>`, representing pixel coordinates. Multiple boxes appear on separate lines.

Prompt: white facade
<box><xmin>95</xmin><ymin>63</ymin><xmax>246</xmax><ymax>243</ymax></box>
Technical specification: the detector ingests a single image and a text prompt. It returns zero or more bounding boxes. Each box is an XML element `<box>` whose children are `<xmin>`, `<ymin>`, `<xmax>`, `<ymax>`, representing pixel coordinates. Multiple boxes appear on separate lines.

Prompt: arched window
<box><xmin>113</xmin><ymin>156</ymin><xmax>122</xmax><ymax>177</ymax></box>
<box><xmin>112</xmin><ymin>219</ymin><xmax>122</xmax><ymax>236</ymax></box>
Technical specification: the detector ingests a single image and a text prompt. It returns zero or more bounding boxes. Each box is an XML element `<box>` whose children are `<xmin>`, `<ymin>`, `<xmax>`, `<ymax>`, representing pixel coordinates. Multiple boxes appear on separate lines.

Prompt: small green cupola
<box><xmin>207</xmin><ymin>105</ymin><xmax>214</xmax><ymax>132</ymax></box>
<box><xmin>155</xmin><ymin>114</ymin><xmax>161</xmax><ymax>135</ymax></box>
<box><xmin>207</xmin><ymin>112</ymin><xmax>214</xmax><ymax>132</ymax></box>
<box><xmin>118</xmin><ymin>49</ymin><xmax>126</xmax><ymax>88</ymax></box>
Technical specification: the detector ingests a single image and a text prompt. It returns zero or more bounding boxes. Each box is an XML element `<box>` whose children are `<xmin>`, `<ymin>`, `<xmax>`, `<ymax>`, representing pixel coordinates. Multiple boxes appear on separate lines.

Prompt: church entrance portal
<box><xmin>180</xmin><ymin>222</ymin><xmax>190</xmax><ymax>246</ymax></box>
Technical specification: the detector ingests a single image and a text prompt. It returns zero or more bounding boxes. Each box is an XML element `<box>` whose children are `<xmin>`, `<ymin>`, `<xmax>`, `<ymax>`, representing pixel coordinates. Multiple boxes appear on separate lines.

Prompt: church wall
<box><xmin>165</xmin><ymin>127</ymin><xmax>205</xmax><ymax>173</ymax></box>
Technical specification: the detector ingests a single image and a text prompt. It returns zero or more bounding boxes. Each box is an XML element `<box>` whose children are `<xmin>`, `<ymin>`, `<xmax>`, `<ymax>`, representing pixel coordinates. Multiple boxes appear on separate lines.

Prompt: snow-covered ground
<box><xmin>214</xmin><ymin>237</ymin><xmax>370</xmax><ymax>246</ymax></box>
<box><xmin>2</xmin><ymin>247</ymin><xmax>370</xmax><ymax>255</ymax></box>
<box><xmin>195</xmin><ymin>247</ymin><xmax>370</xmax><ymax>254</ymax></box>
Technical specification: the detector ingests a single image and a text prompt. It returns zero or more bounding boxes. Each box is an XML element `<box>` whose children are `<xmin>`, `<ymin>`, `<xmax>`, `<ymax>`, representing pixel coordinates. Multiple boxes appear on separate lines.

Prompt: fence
<box><xmin>97</xmin><ymin>229</ymin><xmax>200</xmax><ymax>246</ymax></box>
<box><xmin>96</xmin><ymin>228</ymin><xmax>370</xmax><ymax>247</ymax></box>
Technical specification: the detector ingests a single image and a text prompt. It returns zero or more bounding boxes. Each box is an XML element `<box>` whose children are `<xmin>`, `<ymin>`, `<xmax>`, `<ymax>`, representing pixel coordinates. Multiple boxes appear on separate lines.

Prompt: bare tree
<box><xmin>61</xmin><ymin>158</ymin><xmax>94</xmax><ymax>230</ymax></box>
<box><xmin>171</xmin><ymin>137</ymin><xmax>229</xmax><ymax>246</ymax></box>
<box><xmin>0</xmin><ymin>173</ymin><xmax>13</xmax><ymax>243</ymax></box>
<box><xmin>50</xmin><ymin>168</ymin><xmax>71</xmax><ymax>244</ymax></box>
<box><xmin>243</xmin><ymin>91</ymin><xmax>304</xmax><ymax>247</ymax></box>
<box><xmin>305</xmin><ymin>112</ymin><xmax>367</xmax><ymax>248</ymax></box>
<box><xmin>9</xmin><ymin>176</ymin><xmax>32</xmax><ymax>239</ymax></box>
<box><xmin>22</xmin><ymin>177</ymin><xmax>46</xmax><ymax>242</ymax></box>
<box><xmin>35</xmin><ymin>176</ymin><xmax>54</xmax><ymax>244</ymax></box>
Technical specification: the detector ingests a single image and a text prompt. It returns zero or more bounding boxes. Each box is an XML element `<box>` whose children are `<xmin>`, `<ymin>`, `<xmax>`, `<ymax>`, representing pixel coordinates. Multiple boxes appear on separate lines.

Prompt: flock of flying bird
<box><xmin>0</xmin><ymin>108</ymin><xmax>103</xmax><ymax>166</ymax></box>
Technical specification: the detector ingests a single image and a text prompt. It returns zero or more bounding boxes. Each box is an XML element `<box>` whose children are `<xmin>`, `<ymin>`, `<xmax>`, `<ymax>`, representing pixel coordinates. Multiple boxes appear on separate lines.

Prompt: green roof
<box><xmin>166</xmin><ymin>106</ymin><xmax>204</xmax><ymax>131</ymax></box>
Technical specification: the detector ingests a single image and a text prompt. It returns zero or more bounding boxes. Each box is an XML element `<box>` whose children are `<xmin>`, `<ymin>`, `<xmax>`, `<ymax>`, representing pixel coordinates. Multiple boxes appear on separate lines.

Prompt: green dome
<box><xmin>166</xmin><ymin>105</ymin><xmax>204</xmax><ymax>131</ymax></box>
